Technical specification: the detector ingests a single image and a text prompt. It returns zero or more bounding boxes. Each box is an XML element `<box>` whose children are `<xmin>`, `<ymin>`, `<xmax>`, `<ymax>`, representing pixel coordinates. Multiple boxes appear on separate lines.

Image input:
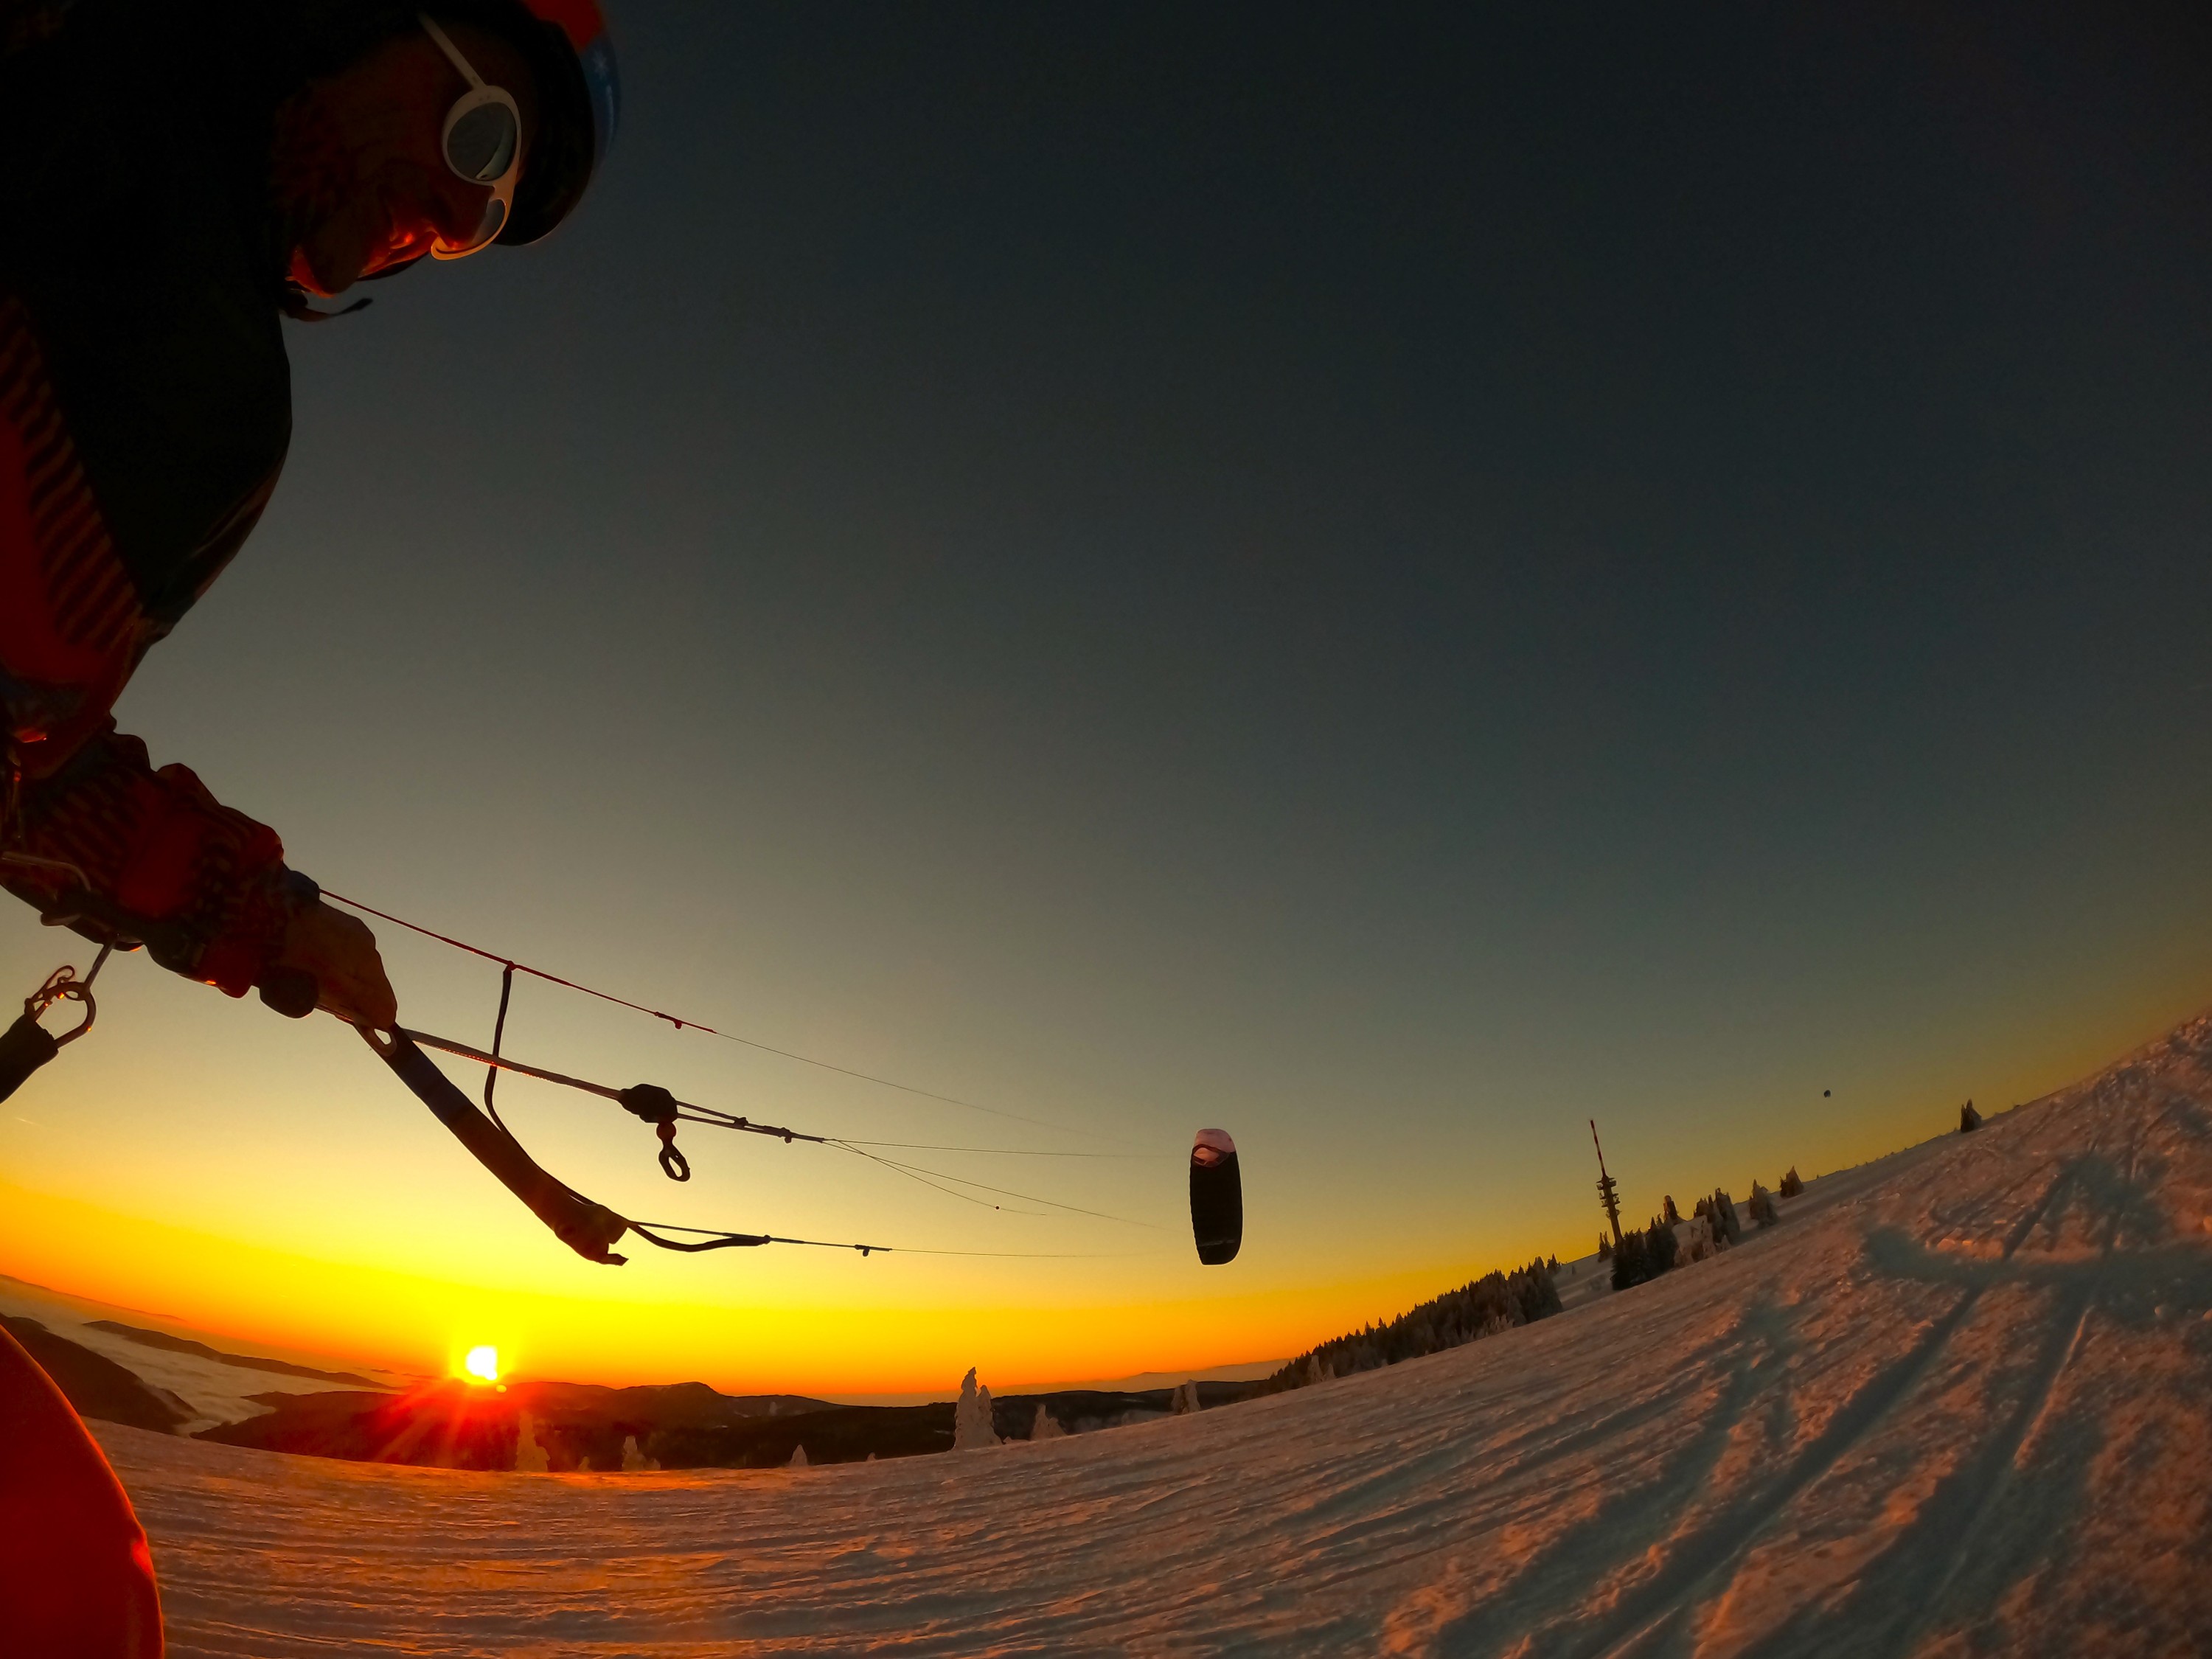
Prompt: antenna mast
<box><xmin>1590</xmin><ymin>1118</ymin><xmax>1623</xmax><ymax>1247</ymax></box>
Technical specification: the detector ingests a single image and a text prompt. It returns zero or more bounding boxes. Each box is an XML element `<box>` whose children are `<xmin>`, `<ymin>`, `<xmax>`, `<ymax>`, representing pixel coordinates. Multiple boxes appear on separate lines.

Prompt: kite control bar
<box><xmin>360</xmin><ymin>1026</ymin><xmax>634</xmax><ymax>1263</ymax></box>
<box><xmin>361</xmin><ymin>1025</ymin><xmax>891</xmax><ymax>1265</ymax></box>
<box><xmin>397</xmin><ymin>1027</ymin><xmax>830</xmax><ymax>1143</ymax></box>
<box><xmin>389</xmin><ymin>1021</ymin><xmax>835</xmax><ymax>1189</ymax></box>
<box><xmin>0</xmin><ymin>881</ymin><xmax>1069</xmax><ymax>1265</ymax></box>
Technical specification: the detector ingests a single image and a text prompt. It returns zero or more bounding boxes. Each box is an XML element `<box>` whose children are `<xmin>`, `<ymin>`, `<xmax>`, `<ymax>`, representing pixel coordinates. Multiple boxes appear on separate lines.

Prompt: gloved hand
<box><xmin>266</xmin><ymin>898</ymin><xmax>397</xmax><ymax>1029</ymax></box>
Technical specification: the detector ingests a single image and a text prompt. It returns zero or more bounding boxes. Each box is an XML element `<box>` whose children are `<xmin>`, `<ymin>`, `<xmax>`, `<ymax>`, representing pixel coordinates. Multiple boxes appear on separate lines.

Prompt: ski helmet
<box><xmin>493</xmin><ymin>0</ymin><xmax>619</xmax><ymax>245</ymax></box>
<box><xmin>292</xmin><ymin>1</ymin><xmax>619</xmax><ymax>246</ymax></box>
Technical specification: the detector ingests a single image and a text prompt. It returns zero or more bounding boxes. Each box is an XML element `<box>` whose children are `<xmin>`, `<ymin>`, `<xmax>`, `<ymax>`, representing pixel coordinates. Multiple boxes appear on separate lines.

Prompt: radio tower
<box><xmin>1590</xmin><ymin>1119</ymin><xmax>1623</xmax><ymax>1248</ymax></box>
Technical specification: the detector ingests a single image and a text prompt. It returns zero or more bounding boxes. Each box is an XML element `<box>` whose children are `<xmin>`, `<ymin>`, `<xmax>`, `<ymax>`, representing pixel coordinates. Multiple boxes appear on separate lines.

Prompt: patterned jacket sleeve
<box><xmin>5</xmin><ymin>730</ymin><xmax>295</xmax><ymax>996</ymax></box>
<box><xmin>1</xmin><ymin>291</ymin><xmax>296</xmax><ymax>997</ymax></box>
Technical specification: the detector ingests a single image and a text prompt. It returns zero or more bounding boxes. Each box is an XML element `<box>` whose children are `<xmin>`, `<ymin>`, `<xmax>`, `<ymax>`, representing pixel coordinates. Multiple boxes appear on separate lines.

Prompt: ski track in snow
<box><xmin>99</xmin><ymin>1022</ymin><xmax>2212</xmax><ymax>1657</ymax></box>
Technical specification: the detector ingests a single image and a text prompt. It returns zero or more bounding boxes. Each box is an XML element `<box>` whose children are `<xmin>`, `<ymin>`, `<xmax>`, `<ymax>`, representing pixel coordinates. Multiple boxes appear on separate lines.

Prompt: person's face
<box><xmin>276</xmin><ymin>20</ymin><xmax>538</xmax><ymax>296</ymax></box>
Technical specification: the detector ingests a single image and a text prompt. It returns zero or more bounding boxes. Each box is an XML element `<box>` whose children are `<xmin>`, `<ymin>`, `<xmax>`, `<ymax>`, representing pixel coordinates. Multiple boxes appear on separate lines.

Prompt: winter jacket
<box><xmin>1</xmin><ymin>0</ymin><xmax>305</xmax><ymax>995</ymax></box>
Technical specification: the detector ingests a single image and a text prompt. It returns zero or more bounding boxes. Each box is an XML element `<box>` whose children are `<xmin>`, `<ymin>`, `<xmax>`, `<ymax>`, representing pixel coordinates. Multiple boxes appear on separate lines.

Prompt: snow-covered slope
<box><xmin>100</xmin><ymin>1019</ymin><xmax>2212</xmax><ymax>1656</ymax></box>
<box><xmin>0</xmin><ymin>1278</ymin><xmax>406</xmax><ymax>1433</ymax></box>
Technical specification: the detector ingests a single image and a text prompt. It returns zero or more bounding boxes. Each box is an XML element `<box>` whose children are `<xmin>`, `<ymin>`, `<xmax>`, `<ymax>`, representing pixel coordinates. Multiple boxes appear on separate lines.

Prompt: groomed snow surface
<box><xmin>101</xmin><ymin>1019</ymin><xmax>2212</xmax><ymax>1656</ymax></box>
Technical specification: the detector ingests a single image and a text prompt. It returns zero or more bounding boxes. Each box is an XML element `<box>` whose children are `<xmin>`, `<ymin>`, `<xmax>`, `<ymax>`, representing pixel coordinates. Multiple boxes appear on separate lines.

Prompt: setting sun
<box><xmin>462</xmin><ymin>1346</ymin><xmax>500</xmax><ymax>1383</ymax></box>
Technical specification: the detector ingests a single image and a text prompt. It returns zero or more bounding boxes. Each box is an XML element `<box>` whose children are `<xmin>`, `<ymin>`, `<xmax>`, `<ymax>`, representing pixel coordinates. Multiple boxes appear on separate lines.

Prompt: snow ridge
<box><xmin>96</xmin><ymin>1016</ymin><xmax>2212</xmax><ymax>1655</ymax></box>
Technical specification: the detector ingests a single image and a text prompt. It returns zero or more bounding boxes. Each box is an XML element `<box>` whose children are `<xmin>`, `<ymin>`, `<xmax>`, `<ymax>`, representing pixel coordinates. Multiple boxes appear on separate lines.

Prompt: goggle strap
<box><xmin>417</xmin><ymin>11</ymin><xmax>520</xmax><ymax>257</ymax></box>
<box><xmin>418</xmin><ymin>13</ymin><xmax>486</xmax><ymax>92</ymax></box>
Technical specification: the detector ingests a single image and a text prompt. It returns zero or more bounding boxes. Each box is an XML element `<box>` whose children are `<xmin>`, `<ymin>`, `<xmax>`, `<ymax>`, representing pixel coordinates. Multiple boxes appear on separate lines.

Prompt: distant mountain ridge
<box><xmin>0</xmin><ymin>1315</ymin><xmax>190</xmax><ymax>1433</ymax></box>
<box><xmin>198</xmin><ymin>1378</ymin><xmax>845</xmax><ymax>1471</ymax></box>
<box><xmin>86</xmin><ymin>1321</ymin><xmax>383</xmax><ymax>1387</ymax></box>
<box><xmin>194</xmin><ymin>1378</ymin><xmax>1273</xmax><ymax>1470</ymax></box>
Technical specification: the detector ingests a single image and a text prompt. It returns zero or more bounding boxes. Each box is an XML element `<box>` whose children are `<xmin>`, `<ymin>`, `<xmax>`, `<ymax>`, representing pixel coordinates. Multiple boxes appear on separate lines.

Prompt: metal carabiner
<box><xmin>1</xmin><ymin>952</ymin><xmax>102</xmax><ymax>1104</ymax></box>
<box><xmin>45</xmin><ymin>981</ymin><xmax>96</xmax><ymax>1047</ymax></box>
<box><xmin>25</xmin><ymin>945</ymin><xmax>108</xmax><ymax>1048</ymax></box>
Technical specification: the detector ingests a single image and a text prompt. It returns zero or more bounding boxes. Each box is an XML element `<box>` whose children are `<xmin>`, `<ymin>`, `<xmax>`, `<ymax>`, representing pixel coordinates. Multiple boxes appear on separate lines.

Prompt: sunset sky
<box><xmin>5</xmin><ymin>3</ymin><xmax>2210</xmax><ymax>1397</ymax></box>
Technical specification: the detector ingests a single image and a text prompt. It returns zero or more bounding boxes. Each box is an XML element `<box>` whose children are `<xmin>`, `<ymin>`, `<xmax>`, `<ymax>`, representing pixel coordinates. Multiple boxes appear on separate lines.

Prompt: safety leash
<box><xmin>0</xmin><ymin>946</ymin><xmax>108</xmax><ymax>1105</ymax></box>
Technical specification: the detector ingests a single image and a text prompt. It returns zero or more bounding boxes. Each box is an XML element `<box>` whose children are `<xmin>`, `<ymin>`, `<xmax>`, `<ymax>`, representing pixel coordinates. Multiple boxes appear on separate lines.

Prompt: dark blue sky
<box><xmin>13</xmin><ymin>3</ymin><xmax>2212</xmax><ymax>1368</ymax></box>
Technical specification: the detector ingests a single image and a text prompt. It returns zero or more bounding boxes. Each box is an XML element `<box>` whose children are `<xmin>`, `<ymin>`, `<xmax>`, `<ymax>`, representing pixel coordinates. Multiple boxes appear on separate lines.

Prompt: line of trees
<box><xmin>1268</xmin><ymin>1256</ymin><xmax>1562</xmax><ymax>1391</ymax></box>
<box><xmin>1607</xmin><ymin>1215</ymin><xmax>1680</xmax><ymax>1290</ymax></box>
<box><xmin>1605</xmin><ymin>1170</ymin><xmax>1801</xmax><ymax>1291</ymax></box>
<box><xmin>1265</xmin><ymin>1161</ymin><xmax>1813</xmax><ymax>1394</ymax></box>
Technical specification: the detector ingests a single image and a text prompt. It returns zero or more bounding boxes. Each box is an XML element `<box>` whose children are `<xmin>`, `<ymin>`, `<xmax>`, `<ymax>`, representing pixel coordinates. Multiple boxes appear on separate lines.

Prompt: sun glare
<box><xmin>462</xmin><ymin>1345</ymin><xmax>500</xmax><ymax>1383</ymax></box>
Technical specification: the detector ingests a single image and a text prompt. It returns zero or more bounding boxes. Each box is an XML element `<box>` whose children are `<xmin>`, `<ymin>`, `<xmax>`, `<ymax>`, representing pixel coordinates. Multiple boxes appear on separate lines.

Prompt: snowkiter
<box><xmin>0</xmin><ymin>0</ymin><xmax>618</xmax><ymax>1647</ymax></box>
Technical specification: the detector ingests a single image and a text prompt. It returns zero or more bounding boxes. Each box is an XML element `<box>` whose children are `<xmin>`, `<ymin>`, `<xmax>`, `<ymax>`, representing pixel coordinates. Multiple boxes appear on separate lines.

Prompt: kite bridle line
<box><xmin>1</xmin><ymin>876</ymin><xmax>1152</xmax><ymax>1266</ymax></box>
<box><xmin>352</xmin><ymin>1020</ymin><xmax>875</xmax><ymax>1263</ymax></box>
<box><xmin>353</xmin><ymin>1019</ymin><xmax>1151</xmax><ymax>1265</ymax></box>
<box><xmin>310</xmin><ymin>890</ymin><xmax>1163</xmax><ymax>1260</ymax></box>
<box><xmin>319</xmin><ymin>888</ymin><xmax>1107</xmax><ymax>1139</ymax></box>
<box><xmin>384</xmin><ymin>1018</ymin><xmax>1161</xmax><ymax>1238</ymax></box>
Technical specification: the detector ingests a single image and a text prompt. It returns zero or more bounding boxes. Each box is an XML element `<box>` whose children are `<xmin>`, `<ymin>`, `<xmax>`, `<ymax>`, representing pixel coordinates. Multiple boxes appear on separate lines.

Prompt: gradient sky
<box><xmin>6</xmin><ymin>2</ymin><xmax>2211</xmax><ymax>1396</ymax></box>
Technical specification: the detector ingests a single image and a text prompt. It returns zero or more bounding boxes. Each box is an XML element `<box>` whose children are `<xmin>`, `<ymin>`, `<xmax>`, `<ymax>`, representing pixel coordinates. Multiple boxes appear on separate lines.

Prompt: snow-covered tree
<box><xmin>787</xmin><ymin>1443</ymin><xmax>810</xmax><ymax>1467</ymax></box>
<box><xmin>1710</xmin><ymin>1189</ymin><xmax>1742</xmax><ymax>1244</ymax></box>
<box><xmin>1170</xmin><ymin>1380</ymin><xmax>1200</xmax><ymax>1415</ymax></box>
<box><xmin>1674</xmin><ymin>1213</ymin><xmax>1716</xmax><ymax>1263</ymax></box>
<box><xmin>953</xmin><ymin>1367</ymin><xmax>1001</xmax><ymax>1449</ymax></box>
<box><xmin>1610</xmin><ymin>1229</ymin><xmax>1649</xmax><ymax>1290</ymax></box>
<box><xmin>1030</xmin><ymin>1403</ymin><xmax>1067</xmax><ymax>1441</ymax></box>
<box><xmin>512</xmin><ymin>1411</ymin><xmax>549</xmax><ymax>1473</ymax></box>
<box><xmin>620</xmin><ymin>1435</ymin><xmax>656</xmax><ymax>1472</ymax></box>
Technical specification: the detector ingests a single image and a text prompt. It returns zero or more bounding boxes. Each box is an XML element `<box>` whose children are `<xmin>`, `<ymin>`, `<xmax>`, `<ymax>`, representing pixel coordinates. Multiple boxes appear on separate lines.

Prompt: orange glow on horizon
<box><xmin>0</xmin><ymin>1175</ymin><xmax>1470</xmax><ymax>1395</ymax></box>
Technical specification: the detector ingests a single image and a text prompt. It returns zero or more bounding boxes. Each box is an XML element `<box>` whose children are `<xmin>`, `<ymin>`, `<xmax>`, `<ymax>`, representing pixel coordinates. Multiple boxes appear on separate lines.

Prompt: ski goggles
<box><xmin>420</xmin><ymin>13</ymin><xmax>522</xmax><ymax>258</ymax></box>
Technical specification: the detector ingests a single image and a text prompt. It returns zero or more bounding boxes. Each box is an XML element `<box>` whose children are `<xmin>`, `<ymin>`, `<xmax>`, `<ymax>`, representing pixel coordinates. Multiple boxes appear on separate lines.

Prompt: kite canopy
<box><xmin>1189</xmin><ymin>1127</ymin><xmax>1242</xmax><ymax>1265</ymax></box>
